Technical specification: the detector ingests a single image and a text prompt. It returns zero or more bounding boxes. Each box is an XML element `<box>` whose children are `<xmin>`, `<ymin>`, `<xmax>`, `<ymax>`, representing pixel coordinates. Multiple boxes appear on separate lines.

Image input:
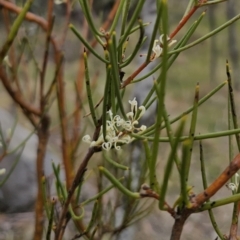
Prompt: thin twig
<box><xmin>55</xmin><ymin>147</ymin><xmax>96</xmax><ymax>240</ymax></box>
<box><xmin>121</xmin><ymin>0</ymin><xmax>206</xmax><ymax>89</ymax></box>
<box><xmin>34</xmin><ymin>115</ymin><xmax>50</xmax><ymax>240</ymax></box>
<box><xmin>140</xmin><ymin>183</ymin><xmax>176</xmax><ymax>217</ymax></box>
<box><xmin>193</xmin><ymin>153</ymin><xmax>240</xmax><ymax>207</ymax></box>
<box><xmin>0</xmin><ymin>65</ymin><xmax>41</xmax><ymax>116</ymax></box>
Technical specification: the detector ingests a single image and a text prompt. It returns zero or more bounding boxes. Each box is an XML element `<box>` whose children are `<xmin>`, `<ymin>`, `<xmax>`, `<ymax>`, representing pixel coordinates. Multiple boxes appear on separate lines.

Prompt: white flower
<box><xmin>90</xmin><ymin>141</ymin><xmax>97</xmax><ymax>147</ymax></box>
<box><xmin>151</xmin><ymin>35</ymin><xmax>177</xmax><ymax>61</ymax></box>
<box><xmin>226</xmin><ymin>183</ymin><xmax>238</xmax><ymax>192</ymax></box>
<box><xmin>226</xmin><ymin>173</ymin><xmax>239</xmax><ymax>192</ymax></box>
<box><xmin>0</xmin><ymin>168</ymin><xmax>6</xmax><ymax>176</ymax></box>
<box><xmin>159</xmin><ymin>34</ymin><xmax>170</xmax><ymax>44</ymax></box>
<box><xmin>114</xmin><ymin>115</ymin><xmax>124</xmax><ymax>126</ymax></box>
<box><xmin>159</xmin><ymin>34</ymin><xmax>177</xmax><ymax>46</ymax></box>
<box><xmin>168</xmin><ymin>39</ymin><xmax>177</xmax><ymax>47</ymax></box>
<box><xmin>102</xmin><ymin>142</ymin><xmax>112</xmax><ymax>151</ymax></box>
<box><xmin>82</xmin><ymin>135</ymin><xmax>92</xmax><ymax>144</ymax></box>
<box><xmin>83</xmin><ymin>98</ymin><xmax>147</xmax><ymax>151</ymax></box>
<box><xmin>126</xmin><ymin>112</ymin><xmax>134</xmax><ymax>120</ymax></box>
<box><xmin>139</xmin><ymin>125</ymin><xmax>147</xmax><ymax>132</ymax></box>
<box><xmin>107</xmin><ymin>110</ymin><xmax>114</xmax><ymax>120</ymax></box>
<box><xmin>122</xmin><ymin>120</ymin><xmax>132</xmax><ymax>131</ymax></box>
<box><xmin>129</xmin><ymin>97</ymin><xmax>138</xmax><ymax>113</ymax></box>
<box><xmin>152</xmin><ymin>44</ymin><xmax>162</xmax><ymax>60</ymax></box>
<box><xmin>119</xmin><ymin>134</ymin><xmax>132</xmax><ymax>144</ymax></box>
<box><xmin>136</xmin><ymin>106</ymin><xmax>146</xmax><ymax>120</ymax></box>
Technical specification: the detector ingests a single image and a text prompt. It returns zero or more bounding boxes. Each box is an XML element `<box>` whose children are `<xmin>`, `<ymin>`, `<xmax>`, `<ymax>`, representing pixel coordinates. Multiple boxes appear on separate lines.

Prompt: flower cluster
<box><xmin>83</xmin><ymin>98</ymin><xmax>146</xmax><ymax>151</ymax></box>
<box><xmin>226</xmin><ymin>173</ymin><xmax>239</xmax><ymax>193</ymax></box>
<box><xmin>152</xmin><ymin>34</ymin><xmax>177</xmax><ymax>61</ymax></box>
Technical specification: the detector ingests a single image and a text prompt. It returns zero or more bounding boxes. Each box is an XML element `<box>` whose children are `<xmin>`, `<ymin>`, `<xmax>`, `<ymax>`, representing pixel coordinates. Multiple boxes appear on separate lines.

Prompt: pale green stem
<box><xmin>0</xmin><ymin>0</ymin><xmax>33</xmax><ymax>62</ymax></box>
<box><xmin>99</xmin><ymin>166</ymin><xmax>140</xmax><ymax>198</ymax></box>
<box><xmin>200</xmin><ymin>194</ymin><xmax>240</xmax><ymax>211</ymax></box>
<box><xmin>84</xmin><ymin>50</ymin><xmax>98</xmax><ymax>126</ymax></box>
<box><xmin>133</xmin><ymin>128</ymin><xmax>240</xmax><ymax>142</ymax></box>
<box><xmin>159</xmin><ymin>116</ymin><xmax>186</xmax><ymax>209</ymax></box>
<box><xmin>168</xmin><ymin>13</ymin><xmax>240</xmax><ymax>55</ymax></box>
<box><xmin>118</xmin><ymin>0</ymin><xmax>145</xmax><ymax>49</ymax></box>
<box><xmin>70</xmin><ymin>24</ymin><xmax>108</xmax><ymax>64</ymax></box>
<box><xmin>199</xmin><ymin>142</ymin><xmax>225</xmax><ymax>240</ymax></box>
<box><xmin>81</xmin><ymin>178</ymin><xmax>124</xmax><ymax>206</ymax></box>
<box><xmin>103</xmin><ymin>152</ymin><xmax>129</xmax><ymax>170</ymax></box>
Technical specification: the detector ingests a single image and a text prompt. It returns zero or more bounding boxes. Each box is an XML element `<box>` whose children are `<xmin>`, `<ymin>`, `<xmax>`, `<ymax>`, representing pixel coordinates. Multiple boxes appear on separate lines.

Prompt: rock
<box><xmin>0</xmin><ymin>109</ymin><xmax>60</xmax><ymax>213</ymax></box>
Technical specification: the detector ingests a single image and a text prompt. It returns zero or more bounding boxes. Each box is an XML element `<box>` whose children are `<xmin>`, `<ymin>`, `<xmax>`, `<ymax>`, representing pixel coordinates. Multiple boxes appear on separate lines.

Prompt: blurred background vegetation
<box><xmin>0</xmin><ymin>0</ymin><xmax>240</xmax><ymax>239</ymax></box>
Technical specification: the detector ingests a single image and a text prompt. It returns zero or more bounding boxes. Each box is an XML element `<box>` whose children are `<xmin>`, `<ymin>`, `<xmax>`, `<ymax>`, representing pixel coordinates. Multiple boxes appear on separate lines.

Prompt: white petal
<box><xmin>107</xmin><ymin>110</ymin><xmax>113</xmax><ymax>121</ymax></box>
<box><xmin>226</xmin><ymin>183</ymin><xmax>237</xmax><ymax>191</ymax></box>
<box><xmin>114</xmin><ymin>142</ymin><xmax>121</xmax><ymax>151</ymax></box>
<box><xmin>120</xmin><ymin>135</ymin><xmax>132</xmax><ymax>143</ymax></box>
<box><xmin>0</xmin><ymin>168</ymin><xmax>6</xmax><ymax>175</ymax></box>
<box><xmin>137</xmin><ymin>106</ymin><xmax>146</xmax><ymax>119</ymax></box>
<box><xmin>82</xmin><ymin>135</ymin><xmax>91</xmax><ymax>143</ymax></box>
<box><xmin>152</xmin><ymin>45</ymin><xmax>162</xmax><ymax>59</ymax></box>
<box><xmin>168</xmin><ymin>40</ymin><xmax>177</xmax><ymax>47</ymax></box>
<box><xmin>122</xmin><ymin>121</ymin><xmax>132</xmax><ymax>131</ymax></box>
<box><xmin>90</xmin><ymin>141</ymin><xmax>97</xmax><ymax>147</ymax></box>
<box><xmin>139</xmin><ymin>125</ymin><xmax>147</xmax><ymax>132</ymax></box>
<box><xmin>129</xmin><ymin>98</ymin><xmax>138</xmax><ymax>113</ymax></box>
<box><xmin>132</xmin><ymin>120</ymin><xmax>139</xmax><ymax>127</ymax></box>
<box><xmin>126</xmin><ymin>112</ymin><xmax>134</xmax><ymax>120</ymax></box>
<box><xmin>159</xmin><ymin>34</ymin><xmax>170</xmax><ymax>44</ymax></box>
<box><xmin>102</xmin><ymin>142</ymin><xmax>112</xmax><ymax>151</ymax></box>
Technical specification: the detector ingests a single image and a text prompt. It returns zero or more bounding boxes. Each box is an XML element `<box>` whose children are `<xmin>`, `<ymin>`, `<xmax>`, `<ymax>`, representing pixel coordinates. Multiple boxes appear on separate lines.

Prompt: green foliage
<box><xmin>1</xmin><ymin>0</ymin><xmax>240</xmax><ymax>240</ymax></box>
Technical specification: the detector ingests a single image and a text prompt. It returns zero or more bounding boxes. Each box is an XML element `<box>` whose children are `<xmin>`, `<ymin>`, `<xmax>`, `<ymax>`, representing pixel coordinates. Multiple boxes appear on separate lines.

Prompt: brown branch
<box><xmin>2</xmin><ymin>0</ymin><xmax>74</xmax><ymax>194</ymax></box>
<box><xmin>193</xmin><ymin>153</ymin><xmax>240</xmax><ymax>207</ymax></box>
<box><xmin>170</xmin><ymin>153</ymin><xmax>240</xmax><ymax>240</ymax></box>
<box><xmin>100</xmin><ymin>0</ymin><xmax>121</xmax><ymax>32</ymax></box>
<box><xmin>0</xmin><ymin>1</ymin><xmax>74</xmax><ymax>237</ymax></box>
<box><xmin>169</xmin><ymin>5</ymin><xmax>198</xmax><ymax>40</ymax></box>
<box><xmin>90</xmin><ymin>0</ymin><xmax>121</xmax><ymax>49</ymax></box>
<box><xmin>0</xmin><ymin>0</ymin><xmax>60</xmax><ymax>62</ymax></box>
<box><xmin>229</xmin><ymin>208</ymin><xmax>239</xmax><ymax>240</ymax></box>
<box><xmin>170</xmin><ymin>210</ymin><xmax>192</xmax><ymax>240</ymax></box>
<box><xmin>72</xmin><ymin>25</ymin><xmax>88</xmax><ymax>147</ymax></box>
<box><xmin>55</xmin><ymin>147</ymin><xmax>96</xmax><ymax>240</ymax></box>
<box><xmin>165</xmin><ymin>202</ymin><xmax>192</xmax><ymax>240</ymax></box>
<box><xmin>140</xmin><ymin>183</ymin><xmax>176</xmax><ymax>217</ymax></box>
<box><xmin>54</xmin><ymin>118</ymin><xmax>102</xmax><ymax>239</ymax></box>
<box><xmin>58</xmin><ymin>0</ymin><xmax>71</xmax><ymax>48</ymax></box>
<box><xmin>40</xmin><ymin>0</ymin><xmax>54</xmax><ymax>110</ymax></box>
<box><xmin>55</xmin><ymin>59</ymin><xmax>74</xmax><ymax>191</ymax></box>
<box><xmin>169</xmin><ymin>0</ymin><xmax>208</xmax><ymax>40</ymax></box>
<box><xmin>121</xmin><ymin>61</ymin><xmax>149</xmax><ymax>88</ymax></box>
<box><xmin>0</xmin><ymin>0</ymin><xmax>60</xmax><ymax>118</ymax></box>
<box><xmin>34</xmin><ymin>115</ymin><xmax>50</xmax><ymax>240</ymax></box>
<box><xmin>0</xmin><ymin>65</ymin><xmax>41</xmax><ymax>116</ymax></box>
<box><xmin>34</xmin><ymin>4</ymin><xmax>54</xmax><ymax>237</ymax></box>
<box><xmin>0</xmin><ymin>0</ymin><xmax>48</xmax><ymax>30</ymax></box>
